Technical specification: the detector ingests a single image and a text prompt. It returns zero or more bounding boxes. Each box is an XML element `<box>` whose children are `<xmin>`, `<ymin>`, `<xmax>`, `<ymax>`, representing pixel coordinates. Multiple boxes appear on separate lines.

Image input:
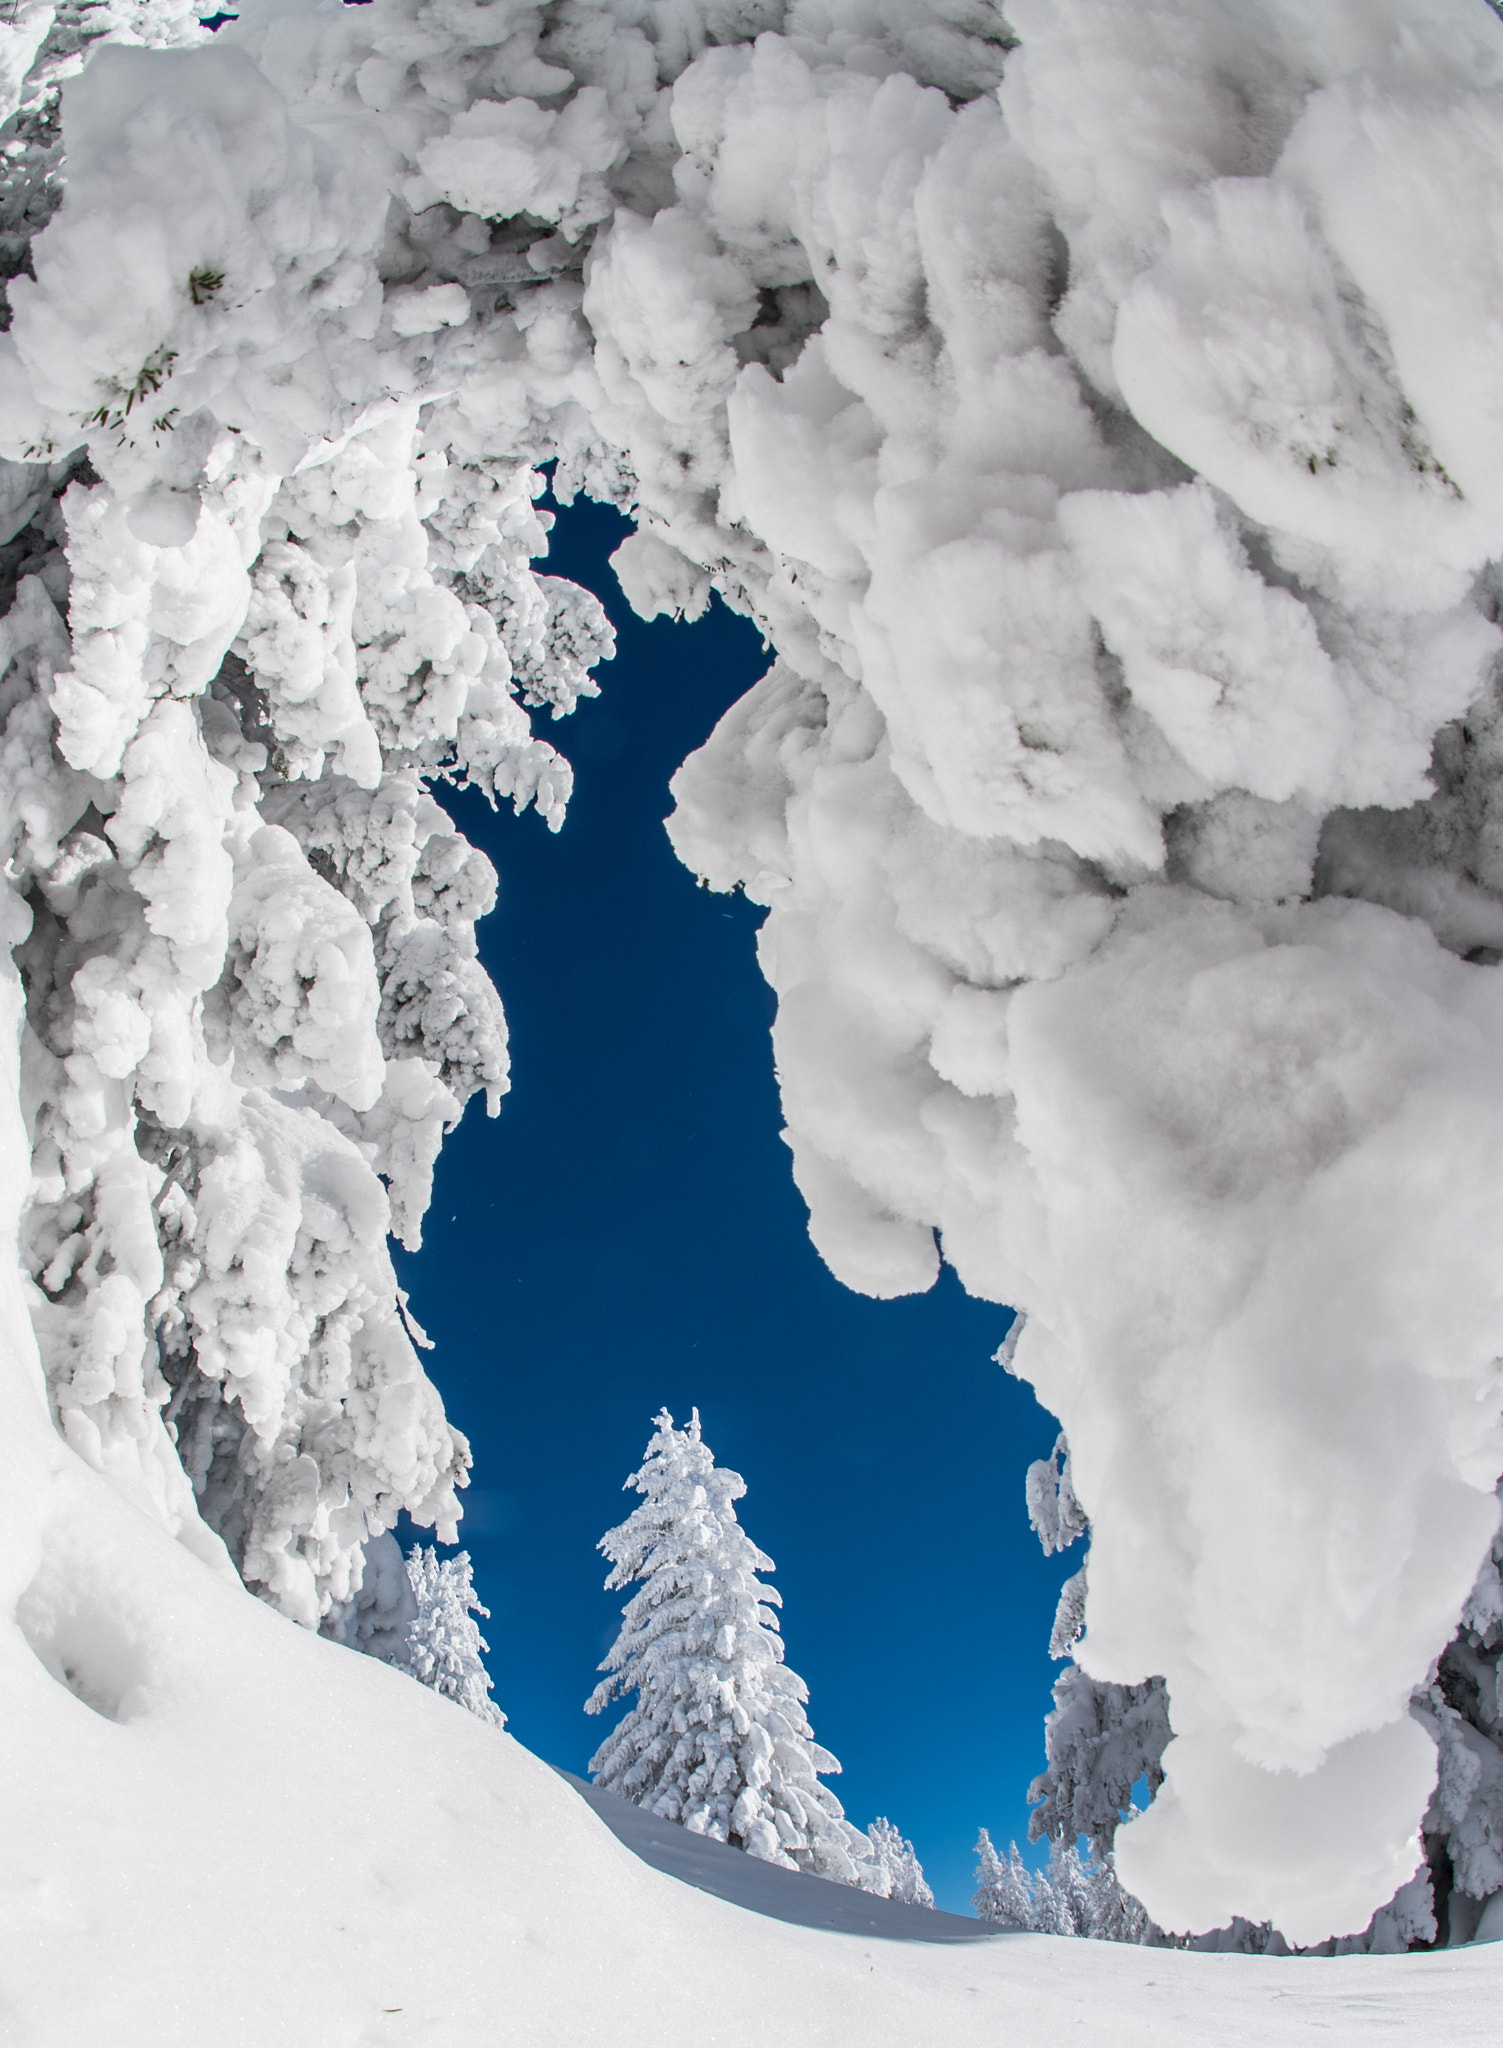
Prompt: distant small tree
<box><xmin>973</xmin><ymin>1827</ymin><xmax>1145</xmax><ymax>1940</ymax></box>
<box><xmin>1022</xmin><ymin>1432</ymin><xmax>1171</xmax><ymax>1863</ymax></box>
<box><xmin>1035</xmin><ymin>1840</ymin><xmax>1149</xmax><ymax>1942</ymax></box>
<box><xmin>865</xmin><ymin>1817</ymin><xmax>934</xmax><ymax>1906</ymax></box>
<box><xmin>586</xmin><ymin>1408</ymin><xmax>873</xmax><ymax>1885</ymax></box>
<box><xmin>404</xmin><ymin>1546</ymin><xmax>505</xmax><ymax>1728</ymax></box>
<box><xmin>973</xmin><ymin>1828</ymin><xmax>1036</xmax><ymax>1929</ymax></box>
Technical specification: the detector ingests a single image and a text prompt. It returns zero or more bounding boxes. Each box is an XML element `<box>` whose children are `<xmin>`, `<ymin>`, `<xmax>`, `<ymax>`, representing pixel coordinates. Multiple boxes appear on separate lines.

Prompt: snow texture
<box><xmin>1020</xmin><ymin>1427</ymin><xmax>1447</xmax><ymax>1954</ymax></box>
<box><xmin>0</xmin><ymin>0</ymin><xmax>619</xmax><ymax>1645</ymax></box>
<box><xmin>3</xmin><ymin>912</ymin><xmax>1498</xmax><ymax>2035</ymax></box>
<box><xmin>587</xmin><ymin>1407</ymin><xmax>883</xmax><ymax>1889</ymax></box>
<box><xmin>652</xmin><ymin>0</ymin><xmax>1503</xmax><ymax>1944</ymax></box>
<box><xmin>1</xmin><ymin>0</ymin><xmax>1503</xmax><ymax>1954</ymax></box>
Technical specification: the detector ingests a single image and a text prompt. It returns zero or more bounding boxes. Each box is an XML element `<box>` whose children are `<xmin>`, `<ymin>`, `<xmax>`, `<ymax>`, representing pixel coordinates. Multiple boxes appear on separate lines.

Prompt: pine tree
<box><xmin>972</xmin><ymin>1827</ymin><xmax>1147</xmax><ymax>1941</ymax></box>
<box><xmin>1410</xmin><ymin>1502</ymin><xmax>1503</xmax><ymax>1947</ymax></box>
<box><xmin>1033</xmin><ymin>1840</ymin><xmax>1149</xmax><ymax>1943</ymax></box>
<box><xmin>402</xmin><ymin>1547</ymin><xmax>505</xmax><ymax>1729</ymax></box>
<box><xmin>585</xmin><ymin>1409</ymin><xmax>872</xmax><ymax>1884</ymax></box>
<box><xmin>1022</xmin><ymin>1430</ymin><xmax>1171</xmax><ymax>1870</ymax></box>
<box><xmin>973</xmin><ymin>1828</ymin><xmax>1036</xmax><ymax>1929</ymax></box>
<box><xmin>865</xmin><ymin>1817</ymin><xmax>935</xmax><ymax>1907</ymax></box>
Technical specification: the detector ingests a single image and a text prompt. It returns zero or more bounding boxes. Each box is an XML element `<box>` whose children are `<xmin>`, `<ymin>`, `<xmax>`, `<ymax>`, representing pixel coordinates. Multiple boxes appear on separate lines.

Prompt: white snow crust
<box><xmin>3</xmin><ymin>0</ymin><xmax>1503</xmax><ymax>1967</ymax></box>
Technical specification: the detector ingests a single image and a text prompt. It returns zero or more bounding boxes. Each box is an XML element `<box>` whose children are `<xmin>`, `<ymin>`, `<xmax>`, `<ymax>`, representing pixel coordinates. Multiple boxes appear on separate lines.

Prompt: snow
<box><xmin>2</xmin><ymin>0</ymin><xmax>1503</xmax><ymax>1971</ymax></box>
<box><xmin>653</xmin><ymin>3</ymin><xmax>1503</xmax><ymax>1941</ymax></box>
<box><xmin>2</xmin><ymin>1272</ymin><xmax>1497</xmax><ymax>2044</ymax></box>
<box><xmin>565</xmin><ymin>1772</ymin><xmax>967</xmax><ymax>1940</ymax></box>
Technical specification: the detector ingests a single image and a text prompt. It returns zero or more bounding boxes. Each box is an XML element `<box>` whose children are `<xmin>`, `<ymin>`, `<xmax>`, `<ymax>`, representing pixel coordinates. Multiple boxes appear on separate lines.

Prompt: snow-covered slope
<box><xmin>561</xmin><ymin>1769</ymin><xmax>981</xmax><ymax>1939</ymax></box>
<box><xmin>4</xmin><ymin>1327</ymin><xmax>1498</xmax><ymax>2047</ymax></box>
<box><xmin>4</xmin><ymin>944</ymin><xmax>1495</xmax><ymax>2038</ymax></box>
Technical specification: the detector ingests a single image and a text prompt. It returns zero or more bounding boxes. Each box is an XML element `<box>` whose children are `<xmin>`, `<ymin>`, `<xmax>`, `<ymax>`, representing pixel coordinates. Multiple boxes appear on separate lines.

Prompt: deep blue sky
<box><xmin>396</xmin><ymin>490</ymin><xmax>1077</xmax><ymax>1914</ymax></box>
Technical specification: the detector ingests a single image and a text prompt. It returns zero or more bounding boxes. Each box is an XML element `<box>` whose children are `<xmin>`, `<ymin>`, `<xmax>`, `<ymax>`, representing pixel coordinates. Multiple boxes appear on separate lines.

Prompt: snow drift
<box><xmin>3</xmin><ymin>0</ymin><xmax>1503</xmax><ymax>1952</ymax></box>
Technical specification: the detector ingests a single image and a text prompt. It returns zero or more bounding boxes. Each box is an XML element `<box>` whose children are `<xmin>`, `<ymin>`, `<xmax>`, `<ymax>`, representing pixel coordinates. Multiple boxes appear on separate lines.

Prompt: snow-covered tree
<box><xmin>401</xmin><ymin>1546</ymin><xmax>504</xmax><ymax>1728</ymax></box>
<box><xmin>1411</xmin><ymin>1500</ymin><xmax>1503</xmax><ymax>1946</ymax></box>
<box><xmin>863</xmin><ymin>1817</ymin><xmax>934</xmax><ymax>1908</ymax></box>
<box><xmin>973</xmin><ymin>1830</ymin><xmax>1035</xmax><ymax>1932</ymax></box>
<box><xmin>0</xmin><ymin>0</ymin><xmax>619</xmax><ymax>1641</ymax></box>
<box><xmin>586</xmin><ymin>1408</ymin><xmax>874</xmax><ymax>1886</ymax></box>
<box><xmin>1035</xmin><ymin>1843</ymin><xmax>1149</xmax><ymax>1945</ymax></box>
<box><xmin>1022</xmin><ymin>1430</ymin><xmax>1171</xmax><ymax>1865</ymax></box>
<box><xmin>973</xmin><ymin>1828</ymin><xmax>1145</xmax><ymax>1943</ymax></box>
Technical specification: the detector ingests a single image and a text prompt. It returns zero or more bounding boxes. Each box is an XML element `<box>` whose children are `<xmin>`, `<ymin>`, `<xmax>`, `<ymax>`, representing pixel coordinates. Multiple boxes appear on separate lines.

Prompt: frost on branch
<box><xmin>1025</xmin><ymin>1434</ymin><xmax>1087</xmax><ymax>1560</ymax></box>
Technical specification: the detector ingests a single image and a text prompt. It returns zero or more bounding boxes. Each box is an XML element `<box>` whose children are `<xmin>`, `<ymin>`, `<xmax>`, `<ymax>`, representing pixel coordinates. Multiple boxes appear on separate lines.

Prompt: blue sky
<box><xmin>397</xmin><ymin>489</ymin><xmax>1078</xmax><ymax>1915</ymax></box>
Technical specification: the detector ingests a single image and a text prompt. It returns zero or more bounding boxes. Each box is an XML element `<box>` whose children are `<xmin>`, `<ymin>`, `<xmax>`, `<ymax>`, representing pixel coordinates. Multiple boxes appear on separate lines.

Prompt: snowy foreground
<box><xmin>4</xmin><ymin>1316</ymin><xmax>1496</xmax><ymax>2048</ymax></box>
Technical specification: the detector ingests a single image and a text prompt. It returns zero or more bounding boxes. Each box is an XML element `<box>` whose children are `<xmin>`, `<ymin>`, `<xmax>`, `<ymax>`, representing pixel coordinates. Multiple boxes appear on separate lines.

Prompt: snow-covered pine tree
<box><xmin>973</xmin><ymin>1829</ymin><xmax>1035</xmax><ymax>1930</ymax></box>
<box><xmin>402</xmin><ymin>1546</ymin><xmax>504</xmax><ymax>1729</ymax></box>
<box><xmin>1410</xmin><ymin>1500</ymin><xmax>1503</xmax><ymax>1947</ymax></box>
<box><xmin>1023</xmin><ymin>1433</ymin><xmax>1172</xmax><ymax>1862</ymax></box>
<box><xmin>585</xmin><ymin>1408</ymin><xmax>873</xmax><ymax>1886</ymax></box>
<box><xmin>972</xmin><ymin>1827</ymin><xmax>1146</xmax><ymax>1941</ymax></box>
<box><xmin>1033</xmin><ymin>1841</ymin><xmax>1149</xmax><ymax>1943</ymax></box>
<box><xmin>0</xmin><ymin>0</ymin><xmax>629</xmax><ymax>1653</ymax></box>
<box><xmin>864</xmin><ymin>1818</ymin><xmax>934</xmax><ymax>1908</ymax></box>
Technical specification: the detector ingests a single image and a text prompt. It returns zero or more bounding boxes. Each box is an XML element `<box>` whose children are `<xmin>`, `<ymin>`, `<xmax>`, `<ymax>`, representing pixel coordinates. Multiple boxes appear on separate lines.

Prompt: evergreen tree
<box><xmin>1028</xmin><ymin>1664</ymin><xmax>1172</xmax><ymax>1861</ymax></box>
<box><xmin>1410</xmin><ymin>1502</ymin><xmax>1503</xmax><ymax>1948</ymax></box>
<box><xmin>1023</xmin><ymin>1432</ymin><xmax>1171</xmax><ymax>1862</ymax></box>
<box><xmin>972</xmin><ymin>1829</ymin><xmax>1036</xmax><ymax>1930</ymax></box>
<box><xmin>864</xmin><ymin>1818</ymin><xmax>934</xmax><ymax>1907</ymax></box>
<box><xmin>402</xmin><ymin>1547</ymin><xmax>504</xmax><ymax>1729</ymax></box>
<box><xmin>1033</xmin><ymin>1841</ymin><xmax>1149</xmax><ymax>1943</ymax></box>
<box><xmin>973</xmin><ymin>1827</ymin><xmax>1147</xmax><ymax>1941</ymax></box>
<box><xmin>586</xmin><ymin>1409</ymin><xmax>872</xmax><ymax>1885</ymax></box>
